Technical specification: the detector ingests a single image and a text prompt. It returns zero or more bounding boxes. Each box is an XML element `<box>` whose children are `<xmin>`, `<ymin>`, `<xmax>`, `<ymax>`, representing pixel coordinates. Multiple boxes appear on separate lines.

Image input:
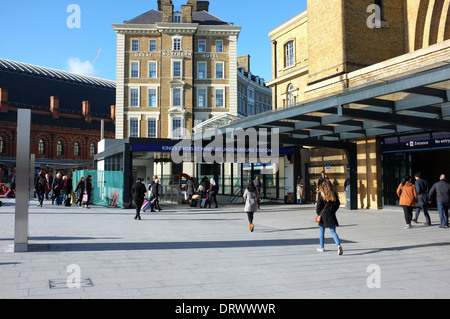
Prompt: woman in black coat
<box><xmin>84</xmin><ymin>175</ymin><xmax>93</xmax><ymax>209</ymax></box>
<box><xmin>316</xmin><ymin>179</ymin><xmax>342</xmax><ymax>255</ymax></box>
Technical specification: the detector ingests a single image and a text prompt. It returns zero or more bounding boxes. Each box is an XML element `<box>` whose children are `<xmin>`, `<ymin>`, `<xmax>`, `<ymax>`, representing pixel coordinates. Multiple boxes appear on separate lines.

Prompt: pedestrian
<box><xmin>45</xmin><ymin>173</ymin><xmax>52</xmax><ymax>200</ymax></box>
<box><xmin>412</xmin><ymin>172</ymin><xmax>431</xmax><ymax>226</ymax></box>
<box><xmin>148</xmin><ymin>175</ymin><xmax>162</xmax><ymax>212</ymax></box>
<box><xmin>207</xmin><ymin>178</ymin><xmax>219</xmax><ymax>208</ymax></box>
<box><xmin>186</xmin><ymin>178</ymin><xmax>195</xmax><ymax>205</ymax></box>
<box><xmin>75</xmin><ymin>177</ymin><xmax>85</xmax><ymax>208</ymax></box>
<box><xmin>428</xmin><ymin>174</ymin><xmax>450</xmax><ymax>228</ymax></box>
<box><xmin>316</xmin><ymin>179</ymin><xmax>342</xmax><ymax>255</ymax></box>
<box><xmin>84</xmin><ymin>175</ymin><xmax>93</xmax><ymax>209</ymax></box>
<box><xmin>34</xmin><ymin>170</ymin><xmax>47</xmax><ymax>207</ymax></box>
<box><xmin>396</xmin><ymin>175</ymin><xmax>418</xmax><ymax>229</ymax></box>
<box><xmin>52</xmin><ymin>173</ymin><xmax>63</xmax><ymax>206</ymax></box>
<box><xmin>243</xmin><ymin>181</ymin><xmax>259</xmax><ymax>232</ymax></box>
<box><xmin>296</xmin><ymin>175</ymin><xmax>305</xmax><ymax>204</ymax></box>
<box><xmin>253</xmin><ymin>176</ymin><xmax>262</xmax><ymax>208</ymax></box>
<box><xmin>132</xmin><ymin>177</ymin><xmax>147</xmax><ymax>220</ymax></box>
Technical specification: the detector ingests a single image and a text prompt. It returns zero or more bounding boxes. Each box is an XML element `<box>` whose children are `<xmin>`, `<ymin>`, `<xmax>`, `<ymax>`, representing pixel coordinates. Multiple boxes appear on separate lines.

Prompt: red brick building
<box><xmin>0</xmin><ymin>58</ymin><xmax>116</xmax><ymax>183</ymax></box>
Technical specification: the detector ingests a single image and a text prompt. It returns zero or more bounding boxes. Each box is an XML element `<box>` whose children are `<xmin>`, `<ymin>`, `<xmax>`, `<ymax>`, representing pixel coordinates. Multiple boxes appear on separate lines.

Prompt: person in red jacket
<box><xmin>397</xmin><ymin>175</ymin><xmax>418</xmax><ymax>229</ymax></box>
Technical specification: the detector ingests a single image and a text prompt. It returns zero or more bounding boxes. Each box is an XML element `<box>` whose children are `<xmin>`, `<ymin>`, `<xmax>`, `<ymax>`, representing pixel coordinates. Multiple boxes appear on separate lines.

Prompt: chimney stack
<box><xmin>50</xmin><ymin>96</ymin><xmax>60</xmax><ymax>118</ymax></box>
<box><xmin>0</xmin><ymin>88</ymin><xmax>8</xmax><ymax>113</ymax></box>
<box><xmin>161</xmin><ymin>0</ymin><xmax>174</xmax><ymax>22</ymax></box>
<box><xmin>182</xmin><ymin>5</ymin><xmax>193</xmax><ymax>23</ymax></box>
<box><xmin>197</xmin><ymin>1</ymin><xmax>210</xmax><ymax>12</ymax></box>
<box><xmin>82</xmin><ymin>101</ymin><xmax>92</xmax><ymax>123</ymax></box>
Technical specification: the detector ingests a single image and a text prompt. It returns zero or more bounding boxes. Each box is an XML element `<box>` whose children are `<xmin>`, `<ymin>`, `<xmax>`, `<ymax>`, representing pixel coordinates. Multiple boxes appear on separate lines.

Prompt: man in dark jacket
<box><xmin>34</xmin><ymin>170</ymin><xmax>47</xmax><ymax>207</ymax></box>
<box><xmin>429</xmin><ymin>174</ymin><xmax>450</xmax><ymax>228</ymax></box>
<box><xmin>131</xmin><ymin>178</ymin><xmax>147</xmax><ymax>220</ymax></box>
<box><xmin>148</xmin><ymin>175</ymin><xmax>162</xmax><ymax>212</ymax></box>
<box><xmin>413</xmin><ymin>172</ymin><xmax>431</xmax><ymax>225</ymax></box>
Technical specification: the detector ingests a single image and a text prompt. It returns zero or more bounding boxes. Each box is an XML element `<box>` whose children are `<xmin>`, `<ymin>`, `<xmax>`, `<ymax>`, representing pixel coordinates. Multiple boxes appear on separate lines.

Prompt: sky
<box><xmin>0</xmin><ymin>0</ymin><xmax>307</xmax><ymax>83</ymax></box>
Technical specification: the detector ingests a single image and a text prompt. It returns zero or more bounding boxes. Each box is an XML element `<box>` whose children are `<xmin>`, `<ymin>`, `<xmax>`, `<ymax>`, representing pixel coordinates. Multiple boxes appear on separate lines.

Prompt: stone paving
<box><xmin>0</xmin><ymin>197</ymin><xmax>449</xmax><ymax>299</ymax></box>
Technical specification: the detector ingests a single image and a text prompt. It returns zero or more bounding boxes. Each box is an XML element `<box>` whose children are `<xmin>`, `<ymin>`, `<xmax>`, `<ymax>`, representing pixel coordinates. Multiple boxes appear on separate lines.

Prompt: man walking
<box><xmin>412</xmin><ymin>172</ymin><xmax>431</xmax><ymax>225</ymax></box>
<box><xmin>428</xmin><ymin>174</ymin><xmax>450</xmax><ymax>228</ymax></box>
<box><xmin>131</xmin><ymin>178</ymin><xmax>147</xmax><ymax>220</ymax></box>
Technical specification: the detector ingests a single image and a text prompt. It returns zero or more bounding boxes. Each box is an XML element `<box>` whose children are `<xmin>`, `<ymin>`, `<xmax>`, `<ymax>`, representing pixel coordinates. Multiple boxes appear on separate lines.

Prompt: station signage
<box><xmin>382</xmin><ymin>134</ymin><xmax>450</xmax><ymax>153</ymax></box>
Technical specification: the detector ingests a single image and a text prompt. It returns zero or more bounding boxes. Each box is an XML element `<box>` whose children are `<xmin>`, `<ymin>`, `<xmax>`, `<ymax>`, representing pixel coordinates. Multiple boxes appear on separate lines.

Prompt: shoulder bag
<box><xmin>315</xmin><ymin>203</ymin><xmax>328</xmax><ymax>223</ymax></box>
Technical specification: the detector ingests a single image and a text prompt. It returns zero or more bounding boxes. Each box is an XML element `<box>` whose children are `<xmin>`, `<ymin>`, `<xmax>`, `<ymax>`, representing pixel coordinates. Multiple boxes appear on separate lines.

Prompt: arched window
<box><xmin>38</xmin><ymin>139</ymin><xmax>45</xmax><ymax>155</ymax></box>
<box><xmin>285</xmin><ymin>41</ymin><xmax>294</xmax><ymax>68</ymax></box>
<box><xmin>288</xmin><ymin>84</ymin><xmax>296</xmax><ymax>106</ymax></box>
<box><xmin>74</xmin><ymin>142</ymin><xmax>80</xmax><ymax>157</ymax></box>
<box><xmin>90</xmin><ymin>143</ymin><xmax>96</xmax><ymax>157</ymax></box>
<box><xmin>57</xmin><ymin>140</ymin><xmax>63</xmax><ymax>157</ymax></box>
<box><xmin>0</xmin><ymin>136</ymin><xmax>4</xmax><ymax>154</ymax></box>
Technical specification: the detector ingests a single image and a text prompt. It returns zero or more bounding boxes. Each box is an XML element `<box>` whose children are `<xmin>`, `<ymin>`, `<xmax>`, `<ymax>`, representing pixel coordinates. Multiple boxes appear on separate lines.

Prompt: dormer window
<box><xmin>173</xmin><ymin>13</ymin><xmax>182</xmax><ymax>23</ymax></box>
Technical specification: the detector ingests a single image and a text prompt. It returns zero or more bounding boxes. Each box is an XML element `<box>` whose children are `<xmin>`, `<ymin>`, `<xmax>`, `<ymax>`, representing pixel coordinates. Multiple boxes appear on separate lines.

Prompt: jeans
<box><xmin>415</xmin><ymin>206</ymin><xmax>431</xmax><ymax>224</ymax></box>
<box><xmin>319</xmin><ymin>224</ymin><xmax>341</xmax><ymax>248</ymax></box>
<box><xmin>402</xmin><ymin>206</ymin><xmax>413</xmax><ymax>225</ymax></box>
<box><xmin>437</xmin><ymin>202</ymin><xmax>449</xmax><ymax>227</ymax></box>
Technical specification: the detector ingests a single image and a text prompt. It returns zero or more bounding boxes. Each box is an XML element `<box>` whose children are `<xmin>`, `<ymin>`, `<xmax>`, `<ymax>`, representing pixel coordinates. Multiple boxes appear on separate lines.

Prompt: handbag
<box><xmin>82</xmin><ymin>193</ymin><xmax>88</xmax><ymax>203</ymax></box>
<box><xmin>315</xmin><ymin>203</ymin><xmax>328</xmax><ymax>223</ymax></box>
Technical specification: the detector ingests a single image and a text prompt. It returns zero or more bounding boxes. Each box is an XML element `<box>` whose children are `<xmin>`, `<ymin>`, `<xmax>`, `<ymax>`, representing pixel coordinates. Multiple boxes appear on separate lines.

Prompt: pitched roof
<box><xmin>124</xmin><ymin>9</ymin><xmax>232</xmax><ymax>26</ymax></box>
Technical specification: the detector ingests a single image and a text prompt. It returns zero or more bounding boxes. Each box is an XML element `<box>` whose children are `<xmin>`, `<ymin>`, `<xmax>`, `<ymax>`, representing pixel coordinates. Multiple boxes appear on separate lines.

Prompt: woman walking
<box><xmin>397</xmin><ymin>175</ymin><xmax>418</xmax><ymax>229</ymax></box>
<box><xmin>84</xmin><ymin>175</ymin><xmax>93</xmax><ymax>209</ymax></box>
<box><xmin>75</xmin><ymin>177</ymin><xmax>85</xmax><ymax>208</ymax></box>
<box><xmin>316</xmin><ymin>179</ymin><xmax>343</xmax><ymax>255</ymax></box>
<box><xmin>207</xmin><ymin>178</ymin><xmax>219</xmax><ymax>209</ymax></box>
<box><xmin>243</xmin><ymin>181</ymin><xmax>259</xmax><ymax>232</ymax></box>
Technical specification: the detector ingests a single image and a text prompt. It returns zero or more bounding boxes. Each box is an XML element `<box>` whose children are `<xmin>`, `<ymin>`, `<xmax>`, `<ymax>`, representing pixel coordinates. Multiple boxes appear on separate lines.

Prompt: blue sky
<box><xmin>0</xmin><ymin>0</ymin><xmax>307</xmax><ymax>82</ymax></box>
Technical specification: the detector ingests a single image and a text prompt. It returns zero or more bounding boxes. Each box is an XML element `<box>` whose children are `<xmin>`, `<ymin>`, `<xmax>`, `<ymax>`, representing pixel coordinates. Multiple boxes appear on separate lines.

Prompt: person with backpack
<box><xmin>316</xmin><ymin>179</ymin><xmax>343</xmax><ymax>255</ymax></box>
<box><xmin>34</xmin><ymin>170</ymin><xmax>47</xmax><ymax>207</ymax></box>
<box><xmin>243</xmin><ymin>181</ymin><xmax>259</xmax><ymax>232</ymax></box>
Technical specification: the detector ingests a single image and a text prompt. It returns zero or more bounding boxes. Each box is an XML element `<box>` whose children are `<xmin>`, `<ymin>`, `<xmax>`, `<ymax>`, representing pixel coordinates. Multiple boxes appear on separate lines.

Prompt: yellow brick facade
<box><xmin>268</xmin><ymin>0</ymin><xmax>450</xmax><ymax>208</ymax></box>
<box><xmin>114</xmin><ymin>0</ymin><xmax>241</xmax><ymax>140</ymax></box>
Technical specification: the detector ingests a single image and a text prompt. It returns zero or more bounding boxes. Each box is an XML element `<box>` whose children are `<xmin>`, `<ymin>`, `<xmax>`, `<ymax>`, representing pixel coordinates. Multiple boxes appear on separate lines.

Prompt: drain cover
<box><xmin>48</xmin><ymin>278</ymin><xmax>94</xmax><ymax>289</ymax></box>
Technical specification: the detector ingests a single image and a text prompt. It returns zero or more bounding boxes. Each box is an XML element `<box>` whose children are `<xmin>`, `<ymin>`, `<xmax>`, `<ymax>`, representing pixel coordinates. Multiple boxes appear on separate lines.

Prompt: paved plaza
<box><xmin>0</xmin><ymin>198</ymin><xmax>449</xmax><ymax>299</ymax></box>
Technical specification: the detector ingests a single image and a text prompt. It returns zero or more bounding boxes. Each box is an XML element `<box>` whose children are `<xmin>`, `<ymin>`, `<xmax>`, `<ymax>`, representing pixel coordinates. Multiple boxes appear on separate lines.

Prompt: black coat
<box><xmin>132</xmin><ymin>182</ymin><xmax>147</xmax><ymax>201</ymax></box>
<box><xmin>148</xmin><ymin>181</ymin><xmax>159</xmax><ymax>199</ymax></box>
<box><xmin>316</xmin><ymin>193</ymin><xmax>340</xmax><ymax>228</ymax></box>
<box><xmin>415</xmin><ymin>179</ymin><xmax>429</xmax><ymax>208</ymax></box>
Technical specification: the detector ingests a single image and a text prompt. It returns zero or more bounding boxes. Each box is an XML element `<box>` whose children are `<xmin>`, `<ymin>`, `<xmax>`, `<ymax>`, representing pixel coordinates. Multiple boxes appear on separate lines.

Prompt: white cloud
<box><xmin>66</xmin><ymin>58</ymin><xmax>97</xmax><ymax>76</ymax></box>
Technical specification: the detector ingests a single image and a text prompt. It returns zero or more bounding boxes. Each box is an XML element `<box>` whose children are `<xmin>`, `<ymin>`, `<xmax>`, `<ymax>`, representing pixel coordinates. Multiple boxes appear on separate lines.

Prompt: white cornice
<box><xmin>268</xmin><ymin>10</ymin><xmax>307</xmax><ymax>39</ymax></box>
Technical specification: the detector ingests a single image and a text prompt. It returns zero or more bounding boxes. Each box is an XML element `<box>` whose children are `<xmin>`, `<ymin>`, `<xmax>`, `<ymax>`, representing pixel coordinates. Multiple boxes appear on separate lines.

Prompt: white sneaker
<box><xmin>405</xmin><ymin>224</ymin><xmax>411</xmax><ymax>229</ymax></box>
<box><xmin>337</xmin><ymin>245</ymin><xmax>343</xmax><ymax>255</ymax></box>
<box><xmin>317</xmin><ymin>247</ymin><xmax>324</xmax><ymax>252</ymax></box>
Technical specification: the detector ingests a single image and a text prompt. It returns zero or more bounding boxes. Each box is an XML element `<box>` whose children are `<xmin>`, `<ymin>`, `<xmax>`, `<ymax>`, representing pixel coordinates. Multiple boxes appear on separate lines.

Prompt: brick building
<box><xmin>0</xmin><ymin>58</ymin><xmax>116</xmax><ymax>183</ymax></box>
<box><xmin>262</xmin><ymin>0</ymin><xmax>450</xmax><ymax>208</ymax></box>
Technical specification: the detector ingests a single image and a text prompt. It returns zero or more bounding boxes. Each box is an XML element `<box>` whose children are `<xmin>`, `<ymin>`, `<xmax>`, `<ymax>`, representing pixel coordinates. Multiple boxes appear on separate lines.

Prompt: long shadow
<box><xmin>27</xmin><ymin>237</ymin><xmax>355</xmax><ymax>253</ymax></box>
<box><xmin>345</xmin><ymin>241</ymin><xmax>450</xmax><ymax>256</ymax></box>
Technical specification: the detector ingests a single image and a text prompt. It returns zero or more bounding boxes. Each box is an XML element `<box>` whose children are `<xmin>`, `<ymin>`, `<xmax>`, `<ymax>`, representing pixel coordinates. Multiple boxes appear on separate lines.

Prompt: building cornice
<box><xmin>268</xmin><ymin>10</ymin><xmax>307</xmax><ymax>39</ymax></box>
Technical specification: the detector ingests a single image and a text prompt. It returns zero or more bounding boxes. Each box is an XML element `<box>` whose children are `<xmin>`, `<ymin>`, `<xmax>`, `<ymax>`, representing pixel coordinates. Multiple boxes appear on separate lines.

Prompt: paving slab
<box><xmin>0</xmin><ymin>198</ymin><xmax>449</xmax><ymax>299</ymax></box>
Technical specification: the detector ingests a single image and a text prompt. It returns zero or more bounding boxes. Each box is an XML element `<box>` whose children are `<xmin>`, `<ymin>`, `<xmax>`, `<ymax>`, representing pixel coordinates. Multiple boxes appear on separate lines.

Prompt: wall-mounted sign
<box><xmin>382</xmin><ymin>134</ymin><xmax>450</xmax><ymax>153</ymax></box>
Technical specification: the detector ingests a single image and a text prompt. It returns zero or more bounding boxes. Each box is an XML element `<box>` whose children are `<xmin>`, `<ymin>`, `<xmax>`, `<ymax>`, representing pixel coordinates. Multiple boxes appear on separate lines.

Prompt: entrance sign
<box><xmin>14</xmin><ymin>109</ymin><xmax>31</xmax><ymax>252</ymax></box>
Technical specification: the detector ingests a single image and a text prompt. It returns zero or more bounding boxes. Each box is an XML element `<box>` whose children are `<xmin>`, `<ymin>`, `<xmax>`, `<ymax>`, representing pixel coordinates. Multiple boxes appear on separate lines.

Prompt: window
<box><xmin>215</xmin><ymin>88</ymin><xmax>224</xmax><ymax>108</ymax></box>
<box><xmin>131</xmin><ymin>39</ymin><xmax>139</xmax><ymax>52</ymax></box>
<box><xmin>197</xmin><ymin>62</ymin><xmax>207</xmax><ymax>79</ymax></box>
<box><xmin>57</xmin><ymin>141</ymin><xmax>63</xmax><ymax>157</ymax></box>
<box><xmin>173</xmin><ymin>37</ymin><xmax>182</xmax><ymax>51</ymax></box>
<box><xmin>90</xmin><ymin>143</ymin><xmax>96</xmax><ymax>157</ymax></box>
<box><xmin>198</xmin><ymin>40</ymin><xmax>206</xmax><ymax>52</ymax></box>
<box><xmin>197</xmin><ymin>88</ymin><xmax>207</xmax><ymax>108</ymax></box>
<box><xmin>172</xmin><ymin>118</ymin><xmax>182</xmax><ymax>139</ymax></box>
<box><xmin>172</xmin><ymin>87</ymin><xmax>182</xmax><ymax>107</ymax></box>
<box><xmin>149</xmin><ymin>39</ymin><xmax>157</xmax><ymax>52</ymax></box>
<box><xmin>0</xmin><ymin>136</ymin><xmax>4</xmax><ymax>154</ymax></box>
<box><xmin>148</xmin><ymin>61</ymin><xmax>157</xmax><ymax>78</ymax></box>
<box><xmin>172</xmin><ymin>60</ymin><xmax>182</xmax><ymax>78</ymax></box>
<box><xmin>147</xmin><ymin>119</ymin><xmax>157</xmax><ymax>138</ymax></box>
<box><xmin>288</xmin><ymin>84</ymin><xmax>296</xmax><ymax>106</ymax></box>
<box><xmin>216</xmin><ymin>40</ymin><xmax>223</xmax><ymax>53</ymax></box>
<box><xmin>130</xmin><ymin>88</ymin><xmax>139</xmax><ymax>107</ymax></box>
<box><xmin>38</xmin><ymin>139</ymin><xmax>45</xmax><ymax>155</ymax></box>
<box><xmin>148</xmin><ymin>88</ymin><xmax>157</xmax><ymax>107</ymax></box>
<box><xmin>129</xmin><ymin>118</ymin><xmax>139</xmax><ymax>138</ymax></box>
<box><xmin>173</xmin><ymin>13</ymin><xmax>182</xmax><ymax>23</ymax></box>
<box><xmin>74</xmin><ymin>142</ymin><xmax>80</xmax><ymax>157</ymax></box>
<box><xmin>285</xmin><ymin>41</ymin><xmax>294</xmax><ymax>67</ymax></box>
<box><xmin>215</xmin><ymin>62</ymin><xmax>224</xmax><ymax>79</ymax></box>
<box><xmin>130</xmin><ymin>62</ymin><xmax>139</xmax><ymax>78</ymax></box>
